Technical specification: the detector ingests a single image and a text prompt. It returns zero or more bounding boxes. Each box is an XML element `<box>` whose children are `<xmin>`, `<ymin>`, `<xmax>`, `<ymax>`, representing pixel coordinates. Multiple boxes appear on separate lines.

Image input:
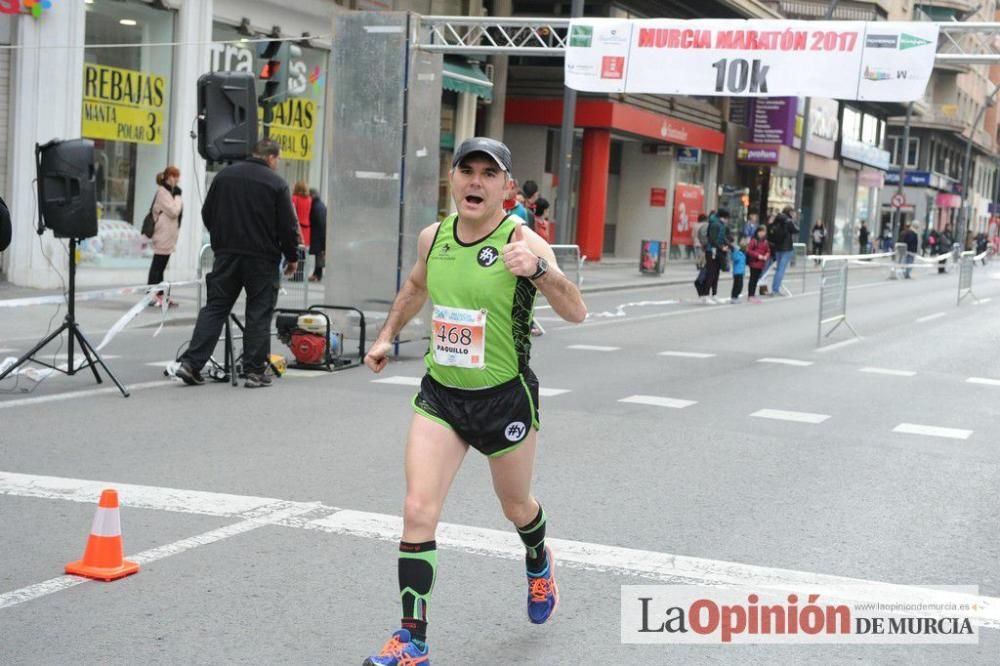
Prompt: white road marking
<box><xmin>0</xmin><ymin>381</ymin><xmax>174</xmax><ymax>410</ymax></box>
<box><xmin>859</xmin><ymin>367</ymin><xmax>917</xmax><ymax>377</ymax></box>
<box><xmin>619</xmin><ymin>395</ymin><xmax>697</xmax><ymax>409</ymax></box>
<box><xmin>2</xmin><ymin>471</ymin><xmax>998</xmax><ymax>628</ymax></box>
<box><xmin>0</xmin><ymin>348</ymin><xmax>16</xmax><ymax>353</ymax></box>
<box><xmin>916</xmin><ymin>312</ymin><xmax>946</xmax><ymax>323</ymax></box>
<box><xmin>0</xmin><ymin>502</ymin><xmax>322</xmax><ymax>610</ymax></box>
<box><xmin>892</xmin><ymin>423</ymin><xmax>973</xmax><ymax>440</ymax></box>
<box><xmin>967</xmin><ymin>377</ymin><xmax>1000</xmax><ymax>387</ymax></box>
<box><xmin>756</xmin><ymin>357</ymin><xmax>814</xmax><ymax>367</ymax></box>
<box><xmin>372</xmin><ymin>376</ymin><xmax>422</xmax><ymax>386</ymax></box>
<box><xmin>567</xmin><ymin>344</ymin><xmax>620</xmax><ymax>352</ymax></box>
<box><xmin>815</xmin><ymin>338</ymin><xmax>861</xmax><ymax>353</ymax></box>
<box><xmin>281</xmin><ymin>369</ymin><xmax>328</xmax><ymax>379</ymax></box>
<box><xmin>657</xmin><ymin>351</ymin><xmax>716</xmax><ymax>359</ymax></box>
<box><xmin>751</xmin><ymin>409</ymin><xmax>831</xmax><ymax>424</ymax></box>
<box><xmin>146</xmin><ymin>361</ymin><xmax>176</xmax><ymax>368</ymax></box>
<box><xmin>973</xmin><ymin>297</ymin><xmax>992</xmax><ymax>305</ymax></box>
<box><xmin>538</xmin><ymin>388</ymin><xmax>571</xmax><ymax>397</ymax></box>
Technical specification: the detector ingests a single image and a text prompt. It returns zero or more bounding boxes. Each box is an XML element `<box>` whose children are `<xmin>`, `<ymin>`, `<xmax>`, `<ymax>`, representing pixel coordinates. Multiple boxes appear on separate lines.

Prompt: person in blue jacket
<box><xmin>730</xmin><ymin>239</ymin><xmax>748</xmax><ymax>303</ymax></box>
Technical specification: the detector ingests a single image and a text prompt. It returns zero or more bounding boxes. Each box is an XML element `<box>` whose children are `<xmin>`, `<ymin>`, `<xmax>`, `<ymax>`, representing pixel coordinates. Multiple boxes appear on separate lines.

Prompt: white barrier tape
<box><xmin>0</xmin><ymin>279</ymin><xmax>200</xmax><ymax>309</ymax></box>
<box><xmin>1</xmin><ymin>282</ymin><xmax>175</xmax><ymax>383</ymax></box>
<box><xmin>909</xmin><ymin>253</ymin><xmax>951</xmax><ymax>264</ymax></box>
<box><xmin>807</xmin><ymin>251</ymin><xmax>893</xmax><ymax>263</ymax></box>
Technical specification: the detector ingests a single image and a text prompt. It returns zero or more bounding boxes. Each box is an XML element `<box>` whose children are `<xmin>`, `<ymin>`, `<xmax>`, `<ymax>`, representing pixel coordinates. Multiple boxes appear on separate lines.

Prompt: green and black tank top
<box><xmin>424</xmin><ymin>214</ymin><xmax>537</xmax><ymax>389</ymax></box>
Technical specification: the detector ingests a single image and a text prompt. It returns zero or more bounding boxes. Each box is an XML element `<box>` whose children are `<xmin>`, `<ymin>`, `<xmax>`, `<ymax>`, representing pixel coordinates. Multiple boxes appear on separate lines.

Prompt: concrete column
<box><xmin>577</xmin><ymin>128</ymin><xmax>610</xmax><ymax>261</ymax></box>
<box><xmin>169</xmin><ymin>0</ymin><xmax>215</xmax><ymax>281</ymax></box>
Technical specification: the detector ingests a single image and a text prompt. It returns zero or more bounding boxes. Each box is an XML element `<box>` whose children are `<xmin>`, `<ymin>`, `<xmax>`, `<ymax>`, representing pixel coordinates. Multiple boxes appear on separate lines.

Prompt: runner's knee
<box><xmin>403</xmin><ymin>494</ymin><xmax>443</xmax><ymax>532</ymax></box>
<box><xmin>499</xmin><ymin>496</ymin><xmax>536</xmax><ymax>526</ymax></box>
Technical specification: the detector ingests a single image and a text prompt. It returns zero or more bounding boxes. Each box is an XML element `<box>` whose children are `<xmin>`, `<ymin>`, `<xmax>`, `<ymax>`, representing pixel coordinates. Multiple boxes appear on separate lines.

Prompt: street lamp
<box><xmin>957</xmin><ymin>80</ymin><xmax>1000</xmax><ymax>249</ymax></box>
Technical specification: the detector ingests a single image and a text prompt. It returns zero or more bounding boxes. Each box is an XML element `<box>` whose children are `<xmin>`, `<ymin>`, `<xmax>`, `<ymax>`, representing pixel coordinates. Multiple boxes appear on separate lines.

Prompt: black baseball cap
<box><xmin>452</xmin><ymin>137</ymin><xmax>512</xmax><ymax>174</ymax></box>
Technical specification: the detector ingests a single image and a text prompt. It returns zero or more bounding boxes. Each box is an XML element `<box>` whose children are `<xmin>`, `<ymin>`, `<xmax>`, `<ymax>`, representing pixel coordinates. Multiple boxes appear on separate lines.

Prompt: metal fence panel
<box><xmin>957</xmin><ymin>251</ymin><xmax>975</xmax><ymax>305</ymax></box>
<box><xmin>551</xmin><ymin>244</ymin><xmax>582</xmax><ymax>287</ymax></box>
<box><xmin>817</xmin><ymin>259</ymin><xmax>854</xmax><ymax>346</ymax></box>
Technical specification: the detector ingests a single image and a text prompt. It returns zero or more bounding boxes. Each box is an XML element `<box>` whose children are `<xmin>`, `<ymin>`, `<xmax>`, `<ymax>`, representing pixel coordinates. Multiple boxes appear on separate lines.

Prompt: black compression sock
<box><xmin>516</xmin><ymin>505</ymin><xmax>547</xmax><ymax>572</ymax></box>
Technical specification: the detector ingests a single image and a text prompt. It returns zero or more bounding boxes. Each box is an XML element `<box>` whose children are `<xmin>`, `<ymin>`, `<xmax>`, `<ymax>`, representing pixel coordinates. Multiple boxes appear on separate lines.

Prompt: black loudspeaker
<box><xmin>198</xmin><ymin>72</ymin><xmax>258</xmax><ymax>161</ymax></box>
<box><xmin>36</xmin><ymin>139</ymin><xmax>98</xmax><ymax>239</ymax></box>
<box><xmin>0</xmin><ymin>195</ymin><xmax>10</xmax><ymax>252</ymax></box>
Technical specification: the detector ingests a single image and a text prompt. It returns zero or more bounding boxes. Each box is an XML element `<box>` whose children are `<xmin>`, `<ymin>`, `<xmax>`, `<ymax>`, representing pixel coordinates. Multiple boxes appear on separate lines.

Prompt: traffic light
<box><xmin>257</xmin><ymin>36</ymin><xmax>289</xmax><ymax>105</ymax></box>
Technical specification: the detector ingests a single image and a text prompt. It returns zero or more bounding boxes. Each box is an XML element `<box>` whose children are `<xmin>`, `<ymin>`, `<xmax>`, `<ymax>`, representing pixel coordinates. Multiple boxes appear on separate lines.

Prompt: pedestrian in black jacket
<box><xmin>308</xmin><ymin>188</ymin><xmax>327</xmax><ymax>281</ymax></box>
<box><xmin>175</xmin><ymin>139</ymin><xmax>299</xmax><ymax>388</ymax></box>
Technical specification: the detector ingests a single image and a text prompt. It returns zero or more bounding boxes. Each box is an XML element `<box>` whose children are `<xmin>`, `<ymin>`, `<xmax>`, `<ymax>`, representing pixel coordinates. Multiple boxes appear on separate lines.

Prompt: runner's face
<box><xmin>451</xmin><ymin>156</ymin><xmax>506</xmax><ymax>222</ymax></box>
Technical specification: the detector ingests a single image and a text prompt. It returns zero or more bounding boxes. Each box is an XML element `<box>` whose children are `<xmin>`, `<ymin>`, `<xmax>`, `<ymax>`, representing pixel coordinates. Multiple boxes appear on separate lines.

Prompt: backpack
<box><xmin>768</xmin><ymin>218</ymin><xmax>787</xmax><ymax>246</ymax></box>
<box><xmin>696</xmin><ymin>222</ymin><xmax>709</xmax><ymax>248</ymax></box>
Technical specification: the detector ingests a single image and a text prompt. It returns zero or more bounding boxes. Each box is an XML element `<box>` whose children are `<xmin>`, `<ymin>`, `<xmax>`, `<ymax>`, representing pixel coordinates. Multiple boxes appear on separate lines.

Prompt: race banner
<box><xmin>565</xmin><ymin>20</ymin><xmax>939</xmax><ymax>101</ymax></box>
<box><xmin>82</xmin><ymin>63</ymin><xmax>168</xmax><ymax>145</ymax></box>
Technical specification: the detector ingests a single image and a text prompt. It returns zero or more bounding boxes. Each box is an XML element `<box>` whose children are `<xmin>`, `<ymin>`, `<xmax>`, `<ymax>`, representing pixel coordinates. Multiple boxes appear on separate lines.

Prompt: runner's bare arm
<box><xmin>502</xmin><ymin>223</ymin><xmax>587</xmax><ymax>323</ymax></box>
<box><xmin>364</xmin><ymin>224</ymin><xmax>438</xmax><ymax>372</ymax></box>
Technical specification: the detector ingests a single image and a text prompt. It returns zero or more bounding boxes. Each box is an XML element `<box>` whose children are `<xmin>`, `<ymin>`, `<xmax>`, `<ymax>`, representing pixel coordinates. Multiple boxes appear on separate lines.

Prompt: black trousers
<box><xmin>147</xmin><ymin>253</ymin><xmax>171</xmax><ymax>288</ymax></box>
<box><xmin>704</xmin><ymin>252</ymin><xmax>722</xmax><ymax>296</ymax></box>
<box><xmin>731</xmin><ymin>274</ymin><xmax>744</xmax><ymax>300</ymax></box>
<box><xmin>180</xmin><ymin>254</ymin><xmax>280</xmax><ymax>374</ymax></box>
<box><xmin>748</xmin><ymin>267</ymin><xmax>763</xmax><ymax>296</ymax></box>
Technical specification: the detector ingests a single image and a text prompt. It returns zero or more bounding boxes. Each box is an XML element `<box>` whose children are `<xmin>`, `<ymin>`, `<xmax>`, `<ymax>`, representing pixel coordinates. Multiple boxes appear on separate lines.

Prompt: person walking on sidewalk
<box><xmin>746</xmin><ymin>224</ymin><xmax>770</xmax><ymax>302</ymax></box>
<box><xmin>147</xmin><ymin>166</ymin><xmax>183</xmax><ymax>307</ymax></box>
<box><xmin>308</xmin><ymin>188</ymin><xmax>327</xmax><ymax>281</ymax></box>
<box><xmin>361</xmin><ymin>137</ymin><xmax>587</xmax><ymax>666</ymax></box>
<box><xmin>811</xmin><ymin>220</ymin><xmax>826</xmax><ymax>265</ymax></box>
<box><xmin>901</xmin><ymin>222</ymin><xmax>919</xmax><ymax>279</ymax></box>
<box><xmin>174</xmin><ymin>139</ymin><xmax>299</xmax><ymax>389</ymax></box>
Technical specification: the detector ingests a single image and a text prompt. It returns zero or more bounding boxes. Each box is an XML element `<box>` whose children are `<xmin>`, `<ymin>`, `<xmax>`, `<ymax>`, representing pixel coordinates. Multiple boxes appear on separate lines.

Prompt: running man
<box><xmin>362</xmin><ymin>137</ymin><xmax>587</xmax><ymax>665</ymax></box>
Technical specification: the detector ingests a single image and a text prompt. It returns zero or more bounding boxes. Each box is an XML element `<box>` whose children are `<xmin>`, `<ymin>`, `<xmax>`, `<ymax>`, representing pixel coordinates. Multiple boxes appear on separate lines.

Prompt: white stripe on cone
<box><xmin>89</xmin><ymin>507</ymin><xmax>122</xmax><ymax>537</ymax></box>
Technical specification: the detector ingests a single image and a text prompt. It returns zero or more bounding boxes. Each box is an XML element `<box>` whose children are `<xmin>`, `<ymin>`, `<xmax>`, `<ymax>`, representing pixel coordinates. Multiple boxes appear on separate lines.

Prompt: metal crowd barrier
<box><xmin>957</xmin><ymin>251</ymin><xmax>978</xmax><ymax>306</ymax></box>
<box><xmin>816</xmin><ymin>258</ymin><xmax>857</xmax><ymax>346</ymax></box>
<box><xmin>551</xmin><ymin>244</ymin><xmax>584</xmax><ymax>287</ymax></box>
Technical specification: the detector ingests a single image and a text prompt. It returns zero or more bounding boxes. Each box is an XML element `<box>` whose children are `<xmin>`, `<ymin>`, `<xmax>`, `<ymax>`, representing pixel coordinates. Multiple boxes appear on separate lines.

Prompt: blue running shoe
<box><xmin>363</xmin><ymin>629</ymin><xmax>430</xmax><ymax>666</ymax></box>
<box><xmin>526</xmin><ymin>546</ymin><xmax>559</xmax><ymax>624</ymax></box>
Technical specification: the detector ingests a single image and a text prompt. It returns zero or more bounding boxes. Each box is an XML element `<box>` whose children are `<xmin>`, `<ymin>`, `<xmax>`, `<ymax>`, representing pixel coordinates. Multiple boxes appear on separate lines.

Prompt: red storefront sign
<box><xmin>650</xmin><ymin>187</ymin><xmax>667</xmax><ymax>207</ymax></box>
<box><xmin>504</xmin><ymin>99</ymin><xmax>725</xmax><ymax>153</ymax></box>
<box><xmin>671</xmin><ymin>183</ymin><xmax>704</xmax><ymax>246</ymax></box>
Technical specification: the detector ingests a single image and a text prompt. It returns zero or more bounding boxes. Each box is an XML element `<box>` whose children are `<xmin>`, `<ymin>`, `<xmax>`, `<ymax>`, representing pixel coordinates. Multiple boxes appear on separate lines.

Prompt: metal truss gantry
<box><xmin>417</xmin><ymin>17</ymin><xmax>1000</xmax><ymax>64</ymax></box>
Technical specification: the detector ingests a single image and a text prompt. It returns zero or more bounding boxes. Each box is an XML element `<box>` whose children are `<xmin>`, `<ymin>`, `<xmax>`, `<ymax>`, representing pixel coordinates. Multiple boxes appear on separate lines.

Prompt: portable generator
<box><xmin>273</xmin><ymin>305</ymin><xmax>366</xmax><ymax>371</ymax></box>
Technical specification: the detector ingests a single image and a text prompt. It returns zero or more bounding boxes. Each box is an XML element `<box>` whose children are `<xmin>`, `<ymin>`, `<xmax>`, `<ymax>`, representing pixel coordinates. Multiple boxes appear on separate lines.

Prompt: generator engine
<box><xmin>275</xmin><ymin>312</ymin><xmax>342</xmax><ymax>367</ymax></box>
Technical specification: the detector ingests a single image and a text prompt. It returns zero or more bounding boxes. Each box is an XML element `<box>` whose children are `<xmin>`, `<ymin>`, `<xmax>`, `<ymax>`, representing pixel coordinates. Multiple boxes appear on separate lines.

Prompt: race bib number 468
<box><xmin>432</xmin><ymin>305</ymin><xmax>487</xmax><ymax>369</ymax></box>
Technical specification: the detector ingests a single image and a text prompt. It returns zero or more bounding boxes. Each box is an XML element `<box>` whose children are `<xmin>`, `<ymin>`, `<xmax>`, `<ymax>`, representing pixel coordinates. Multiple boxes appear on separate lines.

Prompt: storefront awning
<box><xmin>442</xmin><ymin>61</ymin><xmax>493</xmax><ymax>101</ymax></box>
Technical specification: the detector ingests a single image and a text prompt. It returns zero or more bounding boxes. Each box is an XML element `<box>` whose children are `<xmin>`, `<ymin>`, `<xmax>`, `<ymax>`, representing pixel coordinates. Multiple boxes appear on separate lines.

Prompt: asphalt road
<box><xmin>1</xmin><ymin>261</ymin><xmax>999</xmax><ymax>664</ymax></box>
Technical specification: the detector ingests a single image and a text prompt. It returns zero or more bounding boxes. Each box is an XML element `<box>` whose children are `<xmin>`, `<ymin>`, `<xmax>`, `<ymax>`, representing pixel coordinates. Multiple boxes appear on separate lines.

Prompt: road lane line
<box><xmin>751</xmin><ymin>409</ymin><xmax>830</xmax><ymax>424</ymax></box>
<box><xmin>538</xmin><ymin>388</ymin><xmax>571</xmax><ymax>397</ymax></box>
<box><xmin>973</xmin><ymin>297</ymin><xmax>992</xmax><ymax>305</ymax></box>
<box><xmin>815</xmin><ymin>338</ymin><xmax>861</xmax><ymax>353</ymax></box>
<box><xmin>0</xmin><ymin>502</ymin><xmax>324</xmax><ymax>610</ymax></box>
<box><xmin>657</xmin><ymin>351</ymin><xmax>716</xmax><ymax>358</ymax></box>
<box><xmin>372</xmin><ymin>376</ymin><xmax>422</xmax><ymax>386</ymax></box>
<box><xmin>2</xmin><ymin>471</ymin><xmax>998</xmax><ymax>628</ymax></box>
<box><xmin>967</xmin><ymin>377</ymin><xmax>1000</xmax><ymax>386</ymax></box>
<box><xmin>619</xmin><ymin>395</ymin><xmax>697</xmax><ymax>409</ymax></box>
<box><xmin>916</xmin><ymin>312</ymin><xmax>947</xmax><ymax>323</ymax></box>
<box><xmin>892</xmin><ymin>423</ymin><xmax>972</xmax><ymax>440</ymax></box>
<box><xmin>859</xmin><ymin>367</ymin><xmax>917</xmax><ymax>377</ymax></box>
<box><xmin>567</xmin><ymin>344</ymin><xmax>620</xmax><ymax>352</ymax></box>
<box><xmin>756</xmin><ymin>357</ymin><xmax>814</xmax><ymax>367</ymax></box>
<box><xmin>0</xmin><ymin>381</ymin><xmax>174</xmax><ymax>410</ymax></box>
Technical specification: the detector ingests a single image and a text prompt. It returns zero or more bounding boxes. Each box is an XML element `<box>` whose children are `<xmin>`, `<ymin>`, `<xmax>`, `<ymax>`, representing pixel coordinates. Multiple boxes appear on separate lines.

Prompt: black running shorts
<box><xmin>412</xmin><ymin>370</ymin><xmax>540</xmax><ymax>457</ymax></box>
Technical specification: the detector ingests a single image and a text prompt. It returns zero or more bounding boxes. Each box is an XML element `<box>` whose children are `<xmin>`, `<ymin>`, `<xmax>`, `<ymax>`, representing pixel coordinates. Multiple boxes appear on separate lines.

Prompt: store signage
<box><xmin>650</xmin><ymin>187</ymin><xmax>667</xmax><ymax>207</ymax></box>
<box><xmin>671</xmin><ymin>183</ymin><xmax>704</xmax><ymax>246</ymax></box>
<box><xmin>736</xmin><ymin>143</ymin><xmax>779</xmax><ymax>164</ymax></box>
<box><xmin>841</xmin><ymin>137</ymin><xmax>891</xmax><ymax>170</ymax></box>
<box><xmin>751</xmin><ymin>97</ymin><xmax>796</xmax><ymax>144</ymax></box>
<box><xmin>82</xmin><ymin>63</ymin><xmax>167</xmax><ymax>145</ymax></box>
<box><xmin>565</xmin><ymin>19</ymin><xmax>938</xmax><ymax>101</ymax></box>
<box><xmin>260</xmin><ymin>98</ymin><xmax>317</xmax><ymax>161</ymax></box>
<box><xmin>749</xmin><ymin>97</ymin><xmax>837</xmax><ymax>158</ymax></box>
<box><xmin>676</xmin><ymin>147</ymin><xmax>701</xmax><ymax>165</ymax></box>
<box><xmin>935</xmin><ymin>193</ymin><xmax>960</xmax><ymax>208</ymax></box>
<box><xmin>884</xmin><ymin>170</ymin><xmax>930</xmax><ymax>186</ymax></box>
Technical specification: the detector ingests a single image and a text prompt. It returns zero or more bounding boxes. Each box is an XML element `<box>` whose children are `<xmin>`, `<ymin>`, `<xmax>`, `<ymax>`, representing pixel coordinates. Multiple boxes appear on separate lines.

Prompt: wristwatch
<box><xmin>530</xmin><ymin>256</ymin><xmax>549</xmax><ymax>281</ymax></box>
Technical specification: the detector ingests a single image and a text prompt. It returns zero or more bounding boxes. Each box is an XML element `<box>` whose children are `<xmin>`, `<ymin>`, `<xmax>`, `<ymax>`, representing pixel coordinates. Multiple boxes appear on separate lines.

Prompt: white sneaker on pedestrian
<box><xmin>730</xmin><ymin>297</ymin><xmax>739</xmax><ymax>304</ymax></box>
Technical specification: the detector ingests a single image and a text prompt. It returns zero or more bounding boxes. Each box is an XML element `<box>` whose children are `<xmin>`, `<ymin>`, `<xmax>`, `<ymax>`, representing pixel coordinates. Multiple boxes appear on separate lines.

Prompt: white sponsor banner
<box><xmin>565</xmin><ymin>20</ymin><xmax>939</xmax><ymax>101</ymax></box>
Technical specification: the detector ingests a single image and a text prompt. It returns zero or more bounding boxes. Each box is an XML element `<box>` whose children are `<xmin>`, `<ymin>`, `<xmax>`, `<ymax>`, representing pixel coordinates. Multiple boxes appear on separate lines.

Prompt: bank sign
<box><xmin>565</xmin><ymin>19</ymin><xmax>938</xmax><ymax>101</ymax></box>
<box><xmin>82</xmin><ymin>63</ymin><xmax>167</xmax><ymax>145</ymax></box>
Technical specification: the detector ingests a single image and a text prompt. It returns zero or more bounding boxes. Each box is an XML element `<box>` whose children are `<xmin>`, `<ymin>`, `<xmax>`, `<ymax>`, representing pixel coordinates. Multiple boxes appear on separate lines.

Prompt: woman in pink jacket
<box><xmin>148</xmin><ymin>166</ymin><xmax>183</xmax><ymax>306</ymax></box>
<box><xmin>746</xmin><ymin>224</ymin><xmax>771</xmax><ymax>303</ymax></box>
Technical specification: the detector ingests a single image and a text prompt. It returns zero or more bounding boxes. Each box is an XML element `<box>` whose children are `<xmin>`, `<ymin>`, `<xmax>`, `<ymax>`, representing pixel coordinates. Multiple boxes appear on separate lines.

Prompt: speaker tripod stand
<box><xmin>0</xmin><ymin>238</ymin><xmax>130</xmax><ymax>397</ymax></box>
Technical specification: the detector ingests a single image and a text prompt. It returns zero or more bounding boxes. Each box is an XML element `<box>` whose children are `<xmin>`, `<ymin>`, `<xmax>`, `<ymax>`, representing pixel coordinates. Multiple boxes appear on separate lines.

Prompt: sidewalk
<box><xmin>0</xmin><ymin>257</ymin><xmax>704</xmax><ymax>343</ymax></box>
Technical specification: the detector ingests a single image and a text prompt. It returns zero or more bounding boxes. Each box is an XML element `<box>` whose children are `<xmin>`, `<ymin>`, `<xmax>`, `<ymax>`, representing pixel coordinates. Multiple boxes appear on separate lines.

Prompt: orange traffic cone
<box><xmin>65</xmin><ymin>489</ymin><xmax>139</xmax><ymax>581</ymax></box>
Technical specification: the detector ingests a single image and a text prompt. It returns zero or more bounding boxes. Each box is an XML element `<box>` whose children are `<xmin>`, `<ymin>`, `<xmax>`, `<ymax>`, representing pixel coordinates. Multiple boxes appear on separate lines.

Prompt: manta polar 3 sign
<box><xmin>565</xmin><ymin>19</ymin><xmax>939</xmax><ymax>101</ymax></box>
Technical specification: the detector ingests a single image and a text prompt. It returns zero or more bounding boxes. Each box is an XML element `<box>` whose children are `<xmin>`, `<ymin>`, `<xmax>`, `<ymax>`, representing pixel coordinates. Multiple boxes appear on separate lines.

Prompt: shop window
<box><xmin>82</xmin><ymin>0</ymin><xmax>175</xmax><ymax>268</ymax></box>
